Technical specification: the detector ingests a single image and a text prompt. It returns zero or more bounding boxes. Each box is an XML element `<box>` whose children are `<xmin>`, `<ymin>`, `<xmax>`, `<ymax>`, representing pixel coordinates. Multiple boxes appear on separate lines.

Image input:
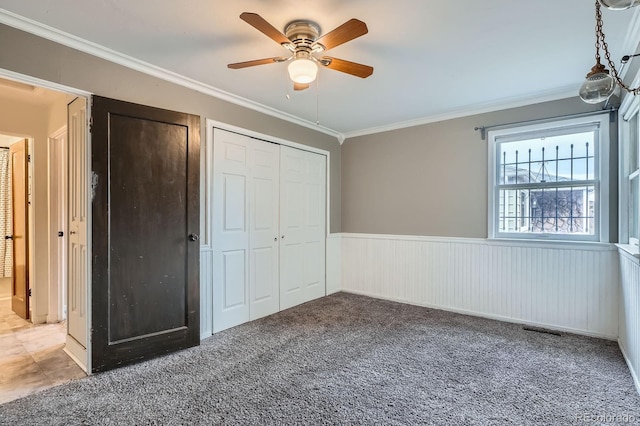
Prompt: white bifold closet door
<box><xmin>279</xmin><ymin>146</ymin><xmax>327</xmax><ymax>310</ymax></box>
<box><xmin>212</xmin><ymin>129</ymin><xmax>327</xmax><ymax>333</ymax></box>
<box><xmin>212</xmin><ymin>129</ymin><xmax>280</xmax><ymax>332</ymax></box>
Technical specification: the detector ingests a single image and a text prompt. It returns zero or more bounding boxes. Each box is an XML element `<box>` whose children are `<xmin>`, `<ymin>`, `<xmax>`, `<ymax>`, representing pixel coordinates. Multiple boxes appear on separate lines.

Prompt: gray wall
<box><xmin>342</xmin><ymin>97</ymin><xmax>618</xmax><ymax>241</ymax></box>
<box><xmin>0</xmin><ymin>24</ymin><xmax>341</xmax><ymax>232</ymax></box>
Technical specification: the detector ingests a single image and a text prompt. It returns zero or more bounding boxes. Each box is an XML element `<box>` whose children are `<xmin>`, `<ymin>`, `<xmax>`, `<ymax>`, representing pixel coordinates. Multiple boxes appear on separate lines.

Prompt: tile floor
<box><xmin>0</xmin><ymin>282</ymin><xmax>86</xmax><ymax>404</ymax></box>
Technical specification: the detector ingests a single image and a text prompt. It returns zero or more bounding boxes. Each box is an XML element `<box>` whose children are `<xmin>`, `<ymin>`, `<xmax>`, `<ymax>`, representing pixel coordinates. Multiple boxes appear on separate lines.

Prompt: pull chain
<box><xmin>316</xmin><ymin>70</ymin><xmax>320</xmax><ymax>125</ymax></box>
<box><xmin>285</xmin><ymin>71</ymin><xmax>291</xmax><ymax>100</ymax></box>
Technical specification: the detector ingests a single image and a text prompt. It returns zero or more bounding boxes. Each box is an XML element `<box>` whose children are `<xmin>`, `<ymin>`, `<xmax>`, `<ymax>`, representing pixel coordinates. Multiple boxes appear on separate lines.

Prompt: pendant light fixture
<box><xmin>579</xmin><ymin>62</ymin><xmax>616</xmax><ymax>104</ymax></box>
<box><xmin>579</xmin><ymin>1</ymin><xmax>640</xmax><ymax>103</ymax></box>
<box><xmin>597</xmin><ymin>0</ymin><xmax>640</xmax><ymax>10</ymax></box>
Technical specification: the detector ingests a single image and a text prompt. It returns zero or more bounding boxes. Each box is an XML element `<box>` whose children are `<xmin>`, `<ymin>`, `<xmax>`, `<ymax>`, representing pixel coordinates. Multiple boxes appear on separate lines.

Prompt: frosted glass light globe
<box><xmin>288</xmin><ymin>58</ymin><xmax>318</xmax><ymax>84</ymax></box>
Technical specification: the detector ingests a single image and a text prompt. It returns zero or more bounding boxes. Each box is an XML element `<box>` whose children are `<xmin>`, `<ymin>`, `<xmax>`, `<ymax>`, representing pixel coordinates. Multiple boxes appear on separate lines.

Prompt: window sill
<box><xmin>616</xmin><ymin>243</ymin><xmax>640</xmax><ymax>259</ymax></box>
<box><xmin>489</xmin><ymin>237</ymin><xmax>614</xmax><ymax>251</ymax></box>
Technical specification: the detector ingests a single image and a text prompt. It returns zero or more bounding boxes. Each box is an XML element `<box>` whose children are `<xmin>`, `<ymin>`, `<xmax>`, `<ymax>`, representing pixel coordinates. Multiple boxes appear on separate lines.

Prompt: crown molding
<box><xmin>0</xmin><ymin>8</ymin><xmax>343</xmax><ymax>141</ymax></box>
<box><xmin>2</xmin><ymin>6</ymin><xmax>638</xmax><ymax>145</ymax></box>
<box><xmin>342</xmin><ymin>86</ymin><xmax>579</xmax><ymax>140</ymax></box>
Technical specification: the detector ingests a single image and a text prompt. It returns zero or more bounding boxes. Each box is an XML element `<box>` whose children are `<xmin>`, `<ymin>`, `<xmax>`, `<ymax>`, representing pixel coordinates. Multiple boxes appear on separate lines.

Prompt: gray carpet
<box><xmin>1</xmin><ymin>292</ymin><xmax>639</xmax><ymax>425</ymax></box>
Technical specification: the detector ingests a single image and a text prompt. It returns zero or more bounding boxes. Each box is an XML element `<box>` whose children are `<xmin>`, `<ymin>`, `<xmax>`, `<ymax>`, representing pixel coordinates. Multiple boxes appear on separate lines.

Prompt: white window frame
<box><xmin>488</xmin><ymin>114</ymin><xmax>610</xmax><ymax>242</ymax></box>
<box><xmin>618</xmin><ymin>92</ymin><xmax>640</xmax><ymax>252</ymax></box>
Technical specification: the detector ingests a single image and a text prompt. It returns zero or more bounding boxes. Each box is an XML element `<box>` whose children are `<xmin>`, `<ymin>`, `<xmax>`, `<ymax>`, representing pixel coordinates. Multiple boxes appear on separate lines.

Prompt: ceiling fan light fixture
<box><xmin>288</xmin><ymin>58</ymin><xmax>318</xmax><ymax>84</ymax></box>
<box><xmin>597</xmin><ymin>0</ymin><xmax>640</xmax><ymax>9</ymax></box>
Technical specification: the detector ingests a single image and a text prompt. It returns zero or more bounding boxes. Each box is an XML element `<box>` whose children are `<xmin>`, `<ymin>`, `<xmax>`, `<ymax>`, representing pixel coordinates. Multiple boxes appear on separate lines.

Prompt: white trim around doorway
<box><xmin>0</xmin><ymin>67</ymin><xmax>93</xmax><ymax>374</ymax></box>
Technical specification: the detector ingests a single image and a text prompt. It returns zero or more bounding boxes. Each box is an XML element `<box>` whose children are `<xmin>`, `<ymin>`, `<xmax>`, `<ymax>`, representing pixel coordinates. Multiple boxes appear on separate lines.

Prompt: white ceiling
<box><xmin>0</xmin><ymin>1</ymin><xmax>637</xmax><ymax>137</ymax></box>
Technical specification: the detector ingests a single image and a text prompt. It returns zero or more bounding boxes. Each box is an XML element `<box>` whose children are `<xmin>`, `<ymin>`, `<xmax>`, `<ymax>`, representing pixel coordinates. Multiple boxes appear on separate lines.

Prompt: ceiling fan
<box><xmin>228</xmin><ymin>13</ymin><xmax>374</xmax><ymax>91</ymax></box>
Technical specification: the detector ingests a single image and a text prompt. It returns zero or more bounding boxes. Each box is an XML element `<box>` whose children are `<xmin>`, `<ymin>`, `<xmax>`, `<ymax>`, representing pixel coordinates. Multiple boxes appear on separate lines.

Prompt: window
<box><xmin>489</xmin><ymin>115</ymin><xmax>610</xmax><ymax>242</ymax></box>
<box><xmin>620</xmin><ymin>95</ymin><xmax>640</xmax><ymax>249</ymax></box>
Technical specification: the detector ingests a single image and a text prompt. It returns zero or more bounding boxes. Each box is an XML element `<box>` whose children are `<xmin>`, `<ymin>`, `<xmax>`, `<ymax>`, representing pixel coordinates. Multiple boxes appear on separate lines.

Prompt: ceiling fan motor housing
<box><xmin>285</xmin><ymin>21</ymin><xmax>322</xmax><ymax>59</ymax></box>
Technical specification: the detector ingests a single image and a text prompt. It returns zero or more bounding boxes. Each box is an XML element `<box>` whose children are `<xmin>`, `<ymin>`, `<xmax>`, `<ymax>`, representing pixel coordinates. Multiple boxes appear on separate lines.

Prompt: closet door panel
<box><xmin>303</xmin><ymin>153</ymin><xmax>326</xmax><ymax>302</ymax></box>
<box><xmin>280</xmin><ymin>147</ymin><xmax>305</xmax><ymax>309</ymax></box>
<box><xmin>249</xmin><ymin>141</ymin><xmax>280</xmax><ymax>320</ymax></box>
<box><xmin>280</xmin><ymin>146</ymin><xmax>326</xmax><ymax>310</ymax></box>
<box><xmin>212</xmin><ymin>130</ymin><xmax>251</xmax><ymax>332</ymax></box>
<box><xmin>212</xmin><ymin>129</ymin><xmax>325</xmax><ymax>327</ymax></box>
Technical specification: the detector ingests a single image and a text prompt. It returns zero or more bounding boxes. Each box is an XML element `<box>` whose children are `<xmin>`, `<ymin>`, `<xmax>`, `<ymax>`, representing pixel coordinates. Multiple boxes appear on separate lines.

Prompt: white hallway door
<box><xmin>67</xmin><ymin>97</ymin><xmax>88</xmax><ymax>351</ymax></box>
<box><xmin>48</xmin><ymin>128</ymin><xmax>67</xmax><ymax>323</ymax></box>
<box><xmin>212</xmin><ymin>129</ymin><xmax>327</xmax><ymax>332</ymax></box>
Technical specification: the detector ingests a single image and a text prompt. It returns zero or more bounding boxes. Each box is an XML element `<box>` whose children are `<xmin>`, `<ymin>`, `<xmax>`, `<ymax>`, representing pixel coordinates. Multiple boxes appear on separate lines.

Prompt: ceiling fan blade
<box><xmin>321</xmin><ymin>57</ymin><xmax>374</xmax><ymax>78</ymax></box>
<box><xmin>227</xmin><ymin>57</ymin><xmax>282</xmax><ymax>69</ymax></box>
<box><xmin>293</xmin><ymin>82</ymin><xmax>310</xmax><ymax>91</ymax></box>
<box><xmin>314</xmin><ymin>19</ymin><xmax>368</xmax><ymax>51</ymax></box>
<box><xmin>240</xmin><ymin>12</ymin><xmax>291</xmax><ymax>46</ymax></box>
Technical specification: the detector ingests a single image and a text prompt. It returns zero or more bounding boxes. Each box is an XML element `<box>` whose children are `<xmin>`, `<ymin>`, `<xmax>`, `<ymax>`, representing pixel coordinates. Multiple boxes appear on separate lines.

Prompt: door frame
<box><xmin>202</xmin><ymin>118</ymin><xmax>332</xmax><ymax>339</ymax></box>
<box><xmin>0</xmin><ymin>68</ymin><xmax>93</xmax><ymax>373</ymax></box>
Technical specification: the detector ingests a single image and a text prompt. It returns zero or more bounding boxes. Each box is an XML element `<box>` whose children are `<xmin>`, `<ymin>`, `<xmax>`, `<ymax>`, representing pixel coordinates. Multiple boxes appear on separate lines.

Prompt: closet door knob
<box><xmin>274</xmin><ymin>237</ymin><xmax>278</xmax><ymax>242</ymax></box>
<box><xmin>281</xmin><ymin>235</ymin><xmax>285</xmax><ymax>239</ymax></box>
<box><xmin>188</xmin><ymin>233</ymin><xmax>199</xmax><ymax>242</ymax></box>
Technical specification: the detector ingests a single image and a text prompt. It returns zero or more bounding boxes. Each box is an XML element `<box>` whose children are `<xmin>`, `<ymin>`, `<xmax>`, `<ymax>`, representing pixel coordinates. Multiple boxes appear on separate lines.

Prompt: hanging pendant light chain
<box><xmin>595</xmin><ymin>4</ymin><xmax>602</xmax><ymax>64</ymax></box>
<box><xmin>595</xmin><ymin>1</ymin><xmax>640</xmax><ymax>95</ymax></box>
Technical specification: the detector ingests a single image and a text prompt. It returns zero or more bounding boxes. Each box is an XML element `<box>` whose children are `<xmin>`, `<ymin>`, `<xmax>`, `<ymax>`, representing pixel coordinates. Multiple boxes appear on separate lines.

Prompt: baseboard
<box><xmin>619</xmin><ymin>340</ymin><xmax>640</xmax><ymax>396</ymax></box>
<box><xmin>341</xmin><ymin>289</ymin><xmax>618</xmax><ymax>341</ymax></box>
<box><xmin>46</xmin><ymin>314</ymin><xmax>60</xmax><ymax>324</ymax></box>
<box><xmin>32</xmin><ymin>313</ymin><xmax>48</xmax><ymax>325</ymax></box>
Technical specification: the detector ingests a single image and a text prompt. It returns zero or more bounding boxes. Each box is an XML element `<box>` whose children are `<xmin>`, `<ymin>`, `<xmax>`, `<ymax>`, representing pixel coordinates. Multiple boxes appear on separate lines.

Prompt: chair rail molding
<box><xmin>618</xmin><ymin>249</ymin><xmax>640</xmax><ymax>395</ymax></box>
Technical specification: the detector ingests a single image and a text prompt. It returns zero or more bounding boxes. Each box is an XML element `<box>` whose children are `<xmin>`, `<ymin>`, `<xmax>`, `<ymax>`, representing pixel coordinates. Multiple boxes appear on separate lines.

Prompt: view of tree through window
<box><xmin>496</xmin><ymin>130</ymin><xmax>596</xmax><ymax>236</ymax></box>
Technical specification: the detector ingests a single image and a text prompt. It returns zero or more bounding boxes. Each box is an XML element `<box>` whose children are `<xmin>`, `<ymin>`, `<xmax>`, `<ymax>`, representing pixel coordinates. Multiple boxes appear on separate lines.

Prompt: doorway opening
<box><xmin>0</xmin><ymin>74</ymin><xmax>89</xmax><ymax>404</ymax></box>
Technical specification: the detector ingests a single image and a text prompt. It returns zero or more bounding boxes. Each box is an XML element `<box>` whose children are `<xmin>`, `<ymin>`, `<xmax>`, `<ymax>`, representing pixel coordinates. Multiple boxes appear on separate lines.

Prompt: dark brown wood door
<box><xmin>91</xmin><ymin>96</ymin><xmax>200</xmax><ymax>372</ymax></box>
<box><xmin>10</xmin><ymin>139</ymin><xmax>28</xmax><ymax>320</ymax></box>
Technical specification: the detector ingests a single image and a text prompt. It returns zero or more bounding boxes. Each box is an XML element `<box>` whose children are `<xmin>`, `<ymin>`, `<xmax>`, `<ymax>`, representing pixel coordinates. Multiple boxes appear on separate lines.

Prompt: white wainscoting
<box><xmin>618</xmin><ymin>250</ymin><xmax>640</xmax><ymax>394</ymax></box>
<box><xmin>326</xmin><ymin>234</ymin><xmax>342</xmax><ymax>295</ymax></box>
<box><xmin>341</xmin><ymin>233</ymin><xmax>619</xmax><ymax>339</ymax></box>
<box><xmin>200</xmin><ymin>247</ymin><xmax>214</xmax><ymax>340</ymax></box>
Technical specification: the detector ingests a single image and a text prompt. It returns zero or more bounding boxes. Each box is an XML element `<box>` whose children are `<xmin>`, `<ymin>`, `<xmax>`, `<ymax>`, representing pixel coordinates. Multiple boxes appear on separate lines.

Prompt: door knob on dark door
<box><xmin>188</xmin><ymin>233</ymin><xmax>199</xmax><ymax>242</ymax></box>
